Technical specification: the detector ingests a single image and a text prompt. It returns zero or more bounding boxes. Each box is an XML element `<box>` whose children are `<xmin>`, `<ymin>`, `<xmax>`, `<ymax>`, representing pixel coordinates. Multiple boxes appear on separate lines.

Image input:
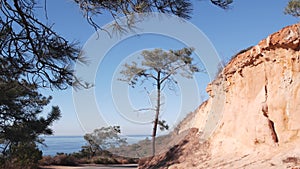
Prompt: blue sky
<box><xmin>40</xmin><ymin>0</ymin><xmax>299</xmax><ymax>136</ymax></box>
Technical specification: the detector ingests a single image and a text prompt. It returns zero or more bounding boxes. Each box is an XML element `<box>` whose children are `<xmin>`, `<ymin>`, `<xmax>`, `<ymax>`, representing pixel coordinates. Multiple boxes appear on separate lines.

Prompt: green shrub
<box><xmin>0</xmin><ymin>142</ymin><xmax>42</xmax><ymax>169</ymax></box>
<box><xmin>38</xmin><ymin>155</ymin><xmax>54</xmax><ymax>166</ymax></box>
<box><xmin>93</xmin><ymin>157</ymin><xmax>117</xmax><ymax>164</ymax></box>
<box><xmin>52</xmin><ymin>154</ymin><xmax>78</xmax><ymax>166</ymax></box>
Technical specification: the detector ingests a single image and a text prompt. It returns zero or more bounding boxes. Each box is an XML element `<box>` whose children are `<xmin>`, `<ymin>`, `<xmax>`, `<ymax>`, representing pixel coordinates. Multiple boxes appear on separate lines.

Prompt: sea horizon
<box><xmin>39</xmin><ymin>135</ymin><xmax>151</xmax><ymax>156</ymax></box>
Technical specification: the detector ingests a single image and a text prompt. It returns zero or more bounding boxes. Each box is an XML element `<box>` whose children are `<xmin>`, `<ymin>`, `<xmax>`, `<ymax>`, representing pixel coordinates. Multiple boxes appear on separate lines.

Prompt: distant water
<box><xmin>40</xmin><ymin>135</ymin><xmax>150</xmax><ymax>156</ymax></box>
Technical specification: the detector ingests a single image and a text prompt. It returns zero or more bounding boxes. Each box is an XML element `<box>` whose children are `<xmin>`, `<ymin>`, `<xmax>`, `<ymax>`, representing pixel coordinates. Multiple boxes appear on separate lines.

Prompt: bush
<box><xmin>93</xmin><ymin>157</ymin><xmax>118</xmax><ymax>164</ymax></box>
<box><xmin>0</xmin><ymin>142</ymin><xmax>42</xmax><ymax>169</ymax></box>
<box><xmin>39</xmin><ymin>153</ymin><xmax>79</xmax><ymax>166</ymax></box>
<box><xmin>38</xmin><ymin>150</ymin><xmax>138</xmax><ymax>167</ymax></box>
<box><xmin>76</xmin><ymin>157</ymin><xmax>89</xmax><ymax>164</ymax></box>
<box><xmin>39</xmin><ymin>156</ymin><xmax>54</xmax><ymax>166</ymax></box>
<box><xmin>52</xmin><ymin>154</ymin><xmax>79</xmax><ymax>166</ymax></box>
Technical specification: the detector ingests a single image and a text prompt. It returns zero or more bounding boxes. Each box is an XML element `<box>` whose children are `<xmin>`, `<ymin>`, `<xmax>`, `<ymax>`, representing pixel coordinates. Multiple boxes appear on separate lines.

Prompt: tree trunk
<box><xmin>152</xmin><ymin>71</ymin><xmax>161</xmax><ymax>156</ymax></box>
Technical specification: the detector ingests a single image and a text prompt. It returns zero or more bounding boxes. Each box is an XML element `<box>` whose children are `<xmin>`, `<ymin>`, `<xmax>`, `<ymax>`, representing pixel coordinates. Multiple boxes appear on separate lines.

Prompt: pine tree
<box><xmin>0</xmin><ymin>60</ymin><xmax>61</xmax><ymax>168</ymax></box>
<box><xmin>74</xmin><ymin>0</ymin><xmax>233</xmax><ymax>31</ymax></box>
<box><xmin>119</xmin><ymin>47</ymin><xmax>200</xmax><ymax>156</ymax></box>
<box><xmin>285</xmin><ymin>0</ymin><xmax>300</xmax><ymax>17</ymax></box>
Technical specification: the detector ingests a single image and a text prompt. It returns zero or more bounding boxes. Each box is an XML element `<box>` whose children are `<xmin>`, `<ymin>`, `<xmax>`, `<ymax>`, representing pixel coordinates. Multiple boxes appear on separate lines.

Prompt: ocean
<box><xmin>40</xmin><ymin>135</ymin><xmax>150</xmax><ymax>156</ymax></box>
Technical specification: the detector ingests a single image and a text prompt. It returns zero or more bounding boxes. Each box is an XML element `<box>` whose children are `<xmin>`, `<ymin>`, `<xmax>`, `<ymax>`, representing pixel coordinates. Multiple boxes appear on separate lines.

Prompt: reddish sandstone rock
<box><xmin>140</xmin><ymin>23</ymin><xmax>300</xmax><ymax>169</ymax></box>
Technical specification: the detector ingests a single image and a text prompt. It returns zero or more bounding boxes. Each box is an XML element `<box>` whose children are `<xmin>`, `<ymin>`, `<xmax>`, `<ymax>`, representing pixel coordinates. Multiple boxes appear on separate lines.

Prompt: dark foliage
<box><xmin>74</xmin><ymin>0</ymin><xmax>233</xmax><ymax>32</ymax></box>
<box><xmin>0</xmin><ymin>65</ymin><xmax>61</xmax><ymax>168</ymax></box>
<box><xmin>0</xmin><ymin>0</ymin><xmax>83</xmax><ymax>90</ymax></box>
<box><xmin>285</xmin><ymin>0</ymin><xmax>300</xmax><ymax>17</ymax></box>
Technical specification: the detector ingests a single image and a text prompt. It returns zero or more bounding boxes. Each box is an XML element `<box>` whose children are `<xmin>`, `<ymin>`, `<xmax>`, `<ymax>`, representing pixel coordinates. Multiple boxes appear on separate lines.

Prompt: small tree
<box><xmin>82</xmin><ymin>126</ymin><xmax>127</xmax><ymax>157</ymax></box>
<box><xmin>285</xmin><ymin>0</ymin><xmax>300</xmax><ymax>17</ymax></box>
<box><xmin>119</xmin><ymin>47</ymin><xmax>200</xmax><ymax>156</ymax></box>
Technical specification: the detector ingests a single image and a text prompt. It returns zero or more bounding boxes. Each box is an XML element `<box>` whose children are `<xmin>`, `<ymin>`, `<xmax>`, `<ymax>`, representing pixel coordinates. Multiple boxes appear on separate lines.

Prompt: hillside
<box><xmin>139</xmin><ymin>23</ymin><xmax>300</xmax><ymax>169</ymax></box>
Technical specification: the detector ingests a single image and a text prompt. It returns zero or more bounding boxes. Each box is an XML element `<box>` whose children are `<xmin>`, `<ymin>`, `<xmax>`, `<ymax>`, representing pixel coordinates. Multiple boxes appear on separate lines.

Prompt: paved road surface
<box><xmin>41</xmin><ymin>164</ymin><xmax>138</xmax><ymax>169</ymax></box>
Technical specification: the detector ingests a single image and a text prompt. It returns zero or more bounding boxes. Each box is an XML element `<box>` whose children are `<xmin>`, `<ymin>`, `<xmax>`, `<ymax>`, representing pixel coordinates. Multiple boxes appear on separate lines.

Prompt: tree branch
<box><xmin>160</xmin><ymin>63</ymin><xmax>187</xmax><ymax>84</ymax></box>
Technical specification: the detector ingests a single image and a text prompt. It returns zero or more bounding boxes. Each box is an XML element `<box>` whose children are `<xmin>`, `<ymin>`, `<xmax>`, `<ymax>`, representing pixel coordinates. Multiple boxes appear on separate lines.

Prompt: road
<box><xmin>41</xmin><ymin>164</ymin><xmax>138</xmax><ymax>169</ymax></box>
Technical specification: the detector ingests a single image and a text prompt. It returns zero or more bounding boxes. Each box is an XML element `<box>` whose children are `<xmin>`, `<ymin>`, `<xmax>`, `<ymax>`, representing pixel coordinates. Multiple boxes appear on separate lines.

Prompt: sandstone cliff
<box><xmin>140</xmin><ymin>23</ymin><xmax>300</xmax><ymax>168</ymax></box>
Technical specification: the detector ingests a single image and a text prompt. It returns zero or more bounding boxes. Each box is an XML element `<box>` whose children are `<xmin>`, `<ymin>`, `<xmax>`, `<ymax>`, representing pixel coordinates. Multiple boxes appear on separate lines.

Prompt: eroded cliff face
<box><xmin>140</xmin><ymin>23</ymin><xmax>300</xmax><ymax>169</ymax></box>
<box><xmin>211</xmin><ymin>23</ymin><xmax>300</xmax><ymax>153</ymax></box>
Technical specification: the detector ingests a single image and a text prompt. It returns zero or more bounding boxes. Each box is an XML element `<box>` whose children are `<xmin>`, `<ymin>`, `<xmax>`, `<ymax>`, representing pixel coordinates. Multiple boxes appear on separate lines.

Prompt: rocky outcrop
<box><xmin>139</xmin><ymin>23</ymin><xmax>300</xmax><ymax>168</ymax></box>
<box><xmin>210</xmin><ymin>23</ymin><xmax>300</xmax><ymax>154</ymax></box>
